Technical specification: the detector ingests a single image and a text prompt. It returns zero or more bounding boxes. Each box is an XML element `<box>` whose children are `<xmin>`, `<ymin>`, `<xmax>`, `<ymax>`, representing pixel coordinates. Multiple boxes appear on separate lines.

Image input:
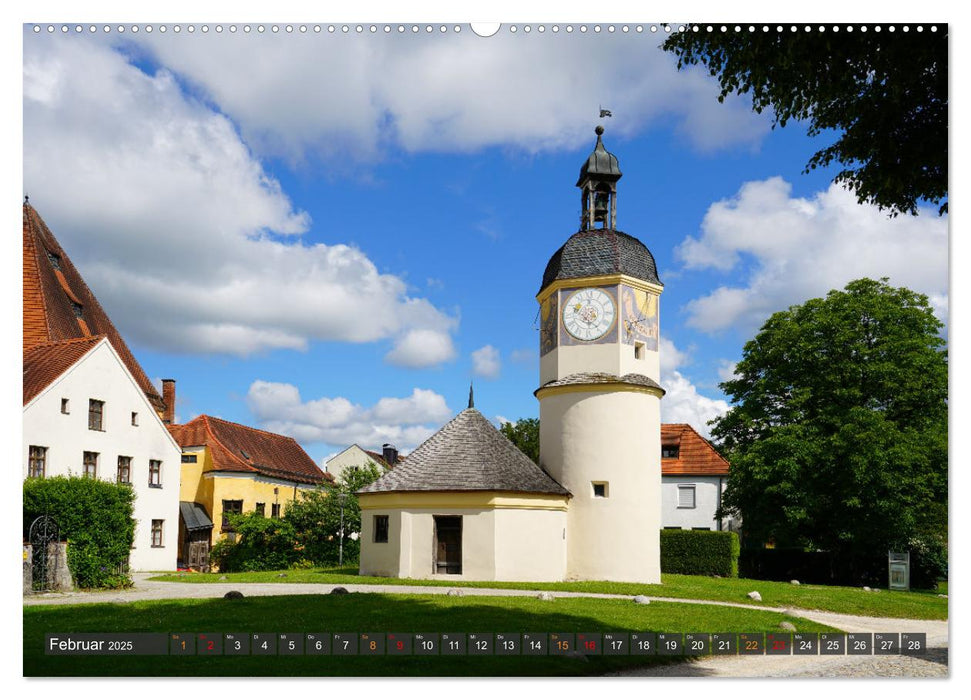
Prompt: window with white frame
<box><xmin>677</xmin><ymin>484</ymin><xmax>696</xmax><ymax>509</ymax></box>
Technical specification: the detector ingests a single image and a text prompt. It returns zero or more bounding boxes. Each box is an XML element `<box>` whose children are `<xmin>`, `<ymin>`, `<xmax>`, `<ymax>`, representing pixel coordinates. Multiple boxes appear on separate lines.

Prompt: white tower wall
<box><xmin>539</xmin><ymin>389</ymin><xmax>662</xmax><ymax>583</ymax></box>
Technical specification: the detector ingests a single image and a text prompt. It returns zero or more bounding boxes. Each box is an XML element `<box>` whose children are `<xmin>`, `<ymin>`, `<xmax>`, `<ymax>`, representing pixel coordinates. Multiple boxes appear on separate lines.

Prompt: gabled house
<box><xmin>660</xmin><ymin>423</ymin><xmax>732</xmax><ymax>531</ymax></box>
<box><xmin>22</xmin><ymin>203</ymin><xmax>181</xmax><ymax>570</ymax></box>
<box><xmin>325</xmin><ymin>443</ymin><xmax>400</xmax><ymax>483</ymax></box>
<box><xmin>168</xmin><ymin>411</ymin><xmax>332</xmax><ymax>570</ymax></box>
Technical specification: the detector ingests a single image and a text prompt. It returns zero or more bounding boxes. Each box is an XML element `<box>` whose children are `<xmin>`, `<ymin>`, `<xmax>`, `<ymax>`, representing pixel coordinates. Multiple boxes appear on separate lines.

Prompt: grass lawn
<box><xmin>23</xmin><ymin>593</ymin><xmax>836</xmax><ymax>677</ymax></box>
<box><xmin>149</xmin><ymin>568</ymin><xmax>948</xmax><ymax>621</ymax></box>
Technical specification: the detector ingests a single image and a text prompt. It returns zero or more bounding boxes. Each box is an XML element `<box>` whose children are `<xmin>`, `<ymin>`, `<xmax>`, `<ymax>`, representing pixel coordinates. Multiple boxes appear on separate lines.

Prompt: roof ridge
<box><xmin>199</xmin><ymin>416</ymin><xmax>257</xmax><ymax>473</ymax></box>
<box><xmin>203</xmin><ymin>414</ymin><xmax>301</xmax><ymax>442</ymax></box>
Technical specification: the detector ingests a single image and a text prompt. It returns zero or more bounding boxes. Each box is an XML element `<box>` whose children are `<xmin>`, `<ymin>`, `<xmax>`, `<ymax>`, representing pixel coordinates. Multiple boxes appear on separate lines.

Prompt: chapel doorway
<box><xmin>433</xmin><ymin>516</ymin><xmax>462</xmax><ymax>574</ymax></box>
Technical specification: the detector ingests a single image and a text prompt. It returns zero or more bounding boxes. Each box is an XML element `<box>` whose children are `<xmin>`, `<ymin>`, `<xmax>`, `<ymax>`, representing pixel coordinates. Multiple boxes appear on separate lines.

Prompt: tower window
<box><xmin>61</xmin><ymin>398</ymin><xmax>70</xmax><ymax>414</ymax></box>
<box><xmin>634</xmin><ymin>342</ymin><xmax>645</xmax><ymax>360</ymax></box>
<box><xmin>592</xmin><ymin>482</ymin><xmax>609</xmax><ymax>498</ymax></box>
<box><xmin>131</xmin><ymin>411</ymin><xmax>139</xmax><ymax>426</ymax></box>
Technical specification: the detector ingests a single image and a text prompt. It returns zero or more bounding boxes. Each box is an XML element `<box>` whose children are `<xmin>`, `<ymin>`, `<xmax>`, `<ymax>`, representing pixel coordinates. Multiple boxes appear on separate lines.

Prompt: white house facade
<box><xmin>659</xmin><ymin>423</ymin><xmax>732</xmax><ymax>531</ymax></box>
<box><xmin>325</xmin><ymin>443</ymin><xmax>396</xmax><ymax>483</ymax></box>
<box><xmin>23</xmin><ymin>337</ymin><xmax>182</xmax><ymax>571</ymax></box>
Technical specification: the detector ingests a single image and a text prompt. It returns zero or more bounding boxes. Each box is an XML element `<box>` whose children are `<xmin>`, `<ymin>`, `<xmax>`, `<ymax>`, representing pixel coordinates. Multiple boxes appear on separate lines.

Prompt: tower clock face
<box><xmin>562</xmin><ymin>288</ymin><xmax>616</xmax><ymax>341</ymax></box>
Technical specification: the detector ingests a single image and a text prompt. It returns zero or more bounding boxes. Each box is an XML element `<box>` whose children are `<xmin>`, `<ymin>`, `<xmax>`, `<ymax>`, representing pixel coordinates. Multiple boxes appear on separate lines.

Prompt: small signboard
<box><xmin>888</xmin><ymin>551</ymin><xmax>910</xmax><ymax>591</ymax></box>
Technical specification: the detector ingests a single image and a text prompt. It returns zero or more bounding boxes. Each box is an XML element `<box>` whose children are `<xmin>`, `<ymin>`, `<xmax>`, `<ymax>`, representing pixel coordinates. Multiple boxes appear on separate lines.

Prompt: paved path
<box><xmin>25</xmin><ymin>574</ymin><xmax>947</xmax><ymax>677</ymax></box>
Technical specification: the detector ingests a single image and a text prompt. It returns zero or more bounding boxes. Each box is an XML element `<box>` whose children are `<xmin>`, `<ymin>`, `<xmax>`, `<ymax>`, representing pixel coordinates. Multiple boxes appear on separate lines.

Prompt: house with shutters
<box><xmin>660</xmin><ymin>423</ymin><xmax>733</xmax><ymax>532</ymax></box>
<box><xmin>22</xmin><ymin>202</ymin><xmax>182</xmax><ymax>571</ymax></box>
<box><xmin>168</xmin><ymin>411</ymin><xmax>331</xmax><ymax>570</ymax></box>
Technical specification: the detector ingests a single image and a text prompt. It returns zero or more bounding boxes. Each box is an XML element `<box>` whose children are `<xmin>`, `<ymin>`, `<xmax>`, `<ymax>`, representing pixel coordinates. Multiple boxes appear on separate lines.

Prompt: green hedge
<box><xmin>23</xmin><ymin>476</ymin><xmax>135</xmax><ymax>589</ymax></box>
<box><xmin>660</xmin><ymin>529</ymin><xmax>740</xmax><ymax>577</ymax></box>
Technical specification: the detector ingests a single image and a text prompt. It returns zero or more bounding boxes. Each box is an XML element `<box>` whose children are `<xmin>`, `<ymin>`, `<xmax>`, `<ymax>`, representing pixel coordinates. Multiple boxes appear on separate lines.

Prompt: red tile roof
<box><xmin>661</xmin><ymin>423</ymin><xmax>730</xmax><ymax>476</ymax></box>
<box><xmin>23</xmin><ymin>336</ymin><xmax>105</xmax><ymax>405</ymax></box>
<box><xmin>169</xmin><ymin>415</ymin><xmax>332</xmax><ymax>486</ymax></box>
<box><xmin>22</xmin><ymin>203</ymin><xmax>165</xmax><ymax>412</ymax></box>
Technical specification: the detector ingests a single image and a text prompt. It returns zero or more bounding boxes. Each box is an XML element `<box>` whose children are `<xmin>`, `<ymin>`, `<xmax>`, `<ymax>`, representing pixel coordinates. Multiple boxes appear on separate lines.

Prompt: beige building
<box><xmin>359</xmin><ymin>127</ymin><xmax>665</xmax><ymax>583</ymax></box>
<box><xmin>326</xmin><ymin>443</ymin><xmax>398</xmax><ymax>483</ymax></box>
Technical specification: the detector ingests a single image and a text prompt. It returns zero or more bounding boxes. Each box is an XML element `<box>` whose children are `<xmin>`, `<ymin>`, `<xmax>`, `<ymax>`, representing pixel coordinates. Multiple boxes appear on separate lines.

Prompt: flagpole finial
<box><xmin>468</xmin><ymin>382</ymin><xmax>474</xmax><ymax>409</ymax></box>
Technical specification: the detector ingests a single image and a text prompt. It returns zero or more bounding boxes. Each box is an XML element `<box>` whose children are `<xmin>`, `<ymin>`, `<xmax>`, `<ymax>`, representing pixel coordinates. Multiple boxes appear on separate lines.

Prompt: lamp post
<box><xmin>338</xmin><ymin>492</ymin><xmax>348</xmax><ymax>567</ymax></box>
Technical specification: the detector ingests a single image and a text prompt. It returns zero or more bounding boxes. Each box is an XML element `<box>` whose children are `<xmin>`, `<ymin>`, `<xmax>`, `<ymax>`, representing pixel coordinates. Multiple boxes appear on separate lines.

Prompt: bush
<box><xmin>907</xmin><ymin>536</ymin><xmax>948</xmax><ymax>590</ymax></box>
<box><xmin>210</xmin><ymin>512</ymin><xmax>298</xmax><ymax>572</ymax></box>
<box><xmin>23</xmin><ymin>476</ymin><xmax>135</xmax><ymax>589</ymax></box>
<box><xmin>660</xmin><ymin>530</ymin><xmax>740</xmax><ymax>577</ymax></box>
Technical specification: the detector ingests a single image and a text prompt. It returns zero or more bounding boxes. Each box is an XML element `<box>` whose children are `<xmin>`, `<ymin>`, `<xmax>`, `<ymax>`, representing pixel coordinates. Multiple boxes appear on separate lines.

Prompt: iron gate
<box><xmin>28</xmin><ymin>515</ymin><xmax>60</xmax><ymax>593</ymax></box>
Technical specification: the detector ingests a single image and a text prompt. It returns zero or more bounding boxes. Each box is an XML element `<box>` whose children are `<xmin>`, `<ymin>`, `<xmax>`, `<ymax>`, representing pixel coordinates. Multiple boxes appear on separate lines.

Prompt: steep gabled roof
<box><xmin>22</xmin><ymin>203</ymin><xmax>165</xmax><ymax>411</ymax></box>
<box><xmin>169</xmin><ymin>415</ymin><xmax>331</xmax><ymax>485</ymax></box>
<box><xmin>23</xmin><ymin>336</ymin><xmax>105</xmax><ymax>405</ymax></box>
<box><xmin>661</xmin><ymin>423</ymin><xmax>730</xmax><ymax>476</ymax></box>
<box><xmin>359</xmin><ymin>408</ymin><xmax>570</xmax><ymax>496</ymax></box>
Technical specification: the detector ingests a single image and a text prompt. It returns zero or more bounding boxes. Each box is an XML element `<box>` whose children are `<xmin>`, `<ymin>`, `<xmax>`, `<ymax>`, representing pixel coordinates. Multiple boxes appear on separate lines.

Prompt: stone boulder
<box><xmin>633</xmin><ymin>595</ymin><xmax>651</xmax><ymax>605</ymax></box>
<box><xmin>330</xmin><ymin>586</ymin><xmax>349</xmax><ymax>595</ymax></box>
<box><xmin>224</xmin><ymin>591</ymin><xmax>244</xmax><ymax>599</ymax></box>
<box><xmin>747</xmin><ymin>591</ymin><xmax>762</xmax><ymax>602</ymax></box>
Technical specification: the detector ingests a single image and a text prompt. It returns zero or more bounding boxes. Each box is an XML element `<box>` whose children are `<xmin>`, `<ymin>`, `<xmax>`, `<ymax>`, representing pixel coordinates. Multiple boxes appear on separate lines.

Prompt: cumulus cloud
<box><xmin>247</xmin><ymin>380</ymin><xmax>451</xmax><ymax>450</ymax></box>
<box><xmin>716</xmin><ymin>360</ymin><xmax>738</xmax><ymax>383</ymax></box>
<box><xmin>658</xmin><ymin>336</ymin><xmax>728</xmax><ymax>438</ymax></box>
<box><xmin>129</xmin><ymin>30</ymin><xmax>768</xmax><ymax>162</ymax></box>
<box><xmin>660</xmin><ymin>371</ymin><xmax>730</xmax><ymax>438</ymax></box>
<box><xmin>678</xmin><ymin>177</ymin><xmax>949</xmax><ymax>333</ymax></box>
<box><xmin>471</xmin><ymin>345</ymin><xmax>501</xmax><ymax>379</ymax></box>
<box><xmin>23</xmin><ymin>35</ymin><xmax>457</xmax><ymax>361</ymax></box>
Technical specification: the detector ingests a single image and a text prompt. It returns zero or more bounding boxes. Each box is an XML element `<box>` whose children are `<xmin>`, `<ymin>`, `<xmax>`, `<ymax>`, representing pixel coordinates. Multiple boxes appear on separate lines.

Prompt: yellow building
<box><xmin>169</xmin><ymin>413</ymin><xmax>331</xmax><ymax>570</ymax></box>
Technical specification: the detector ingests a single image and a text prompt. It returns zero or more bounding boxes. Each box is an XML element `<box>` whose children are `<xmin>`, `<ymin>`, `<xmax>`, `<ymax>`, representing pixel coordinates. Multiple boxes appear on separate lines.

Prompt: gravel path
<box><xmin>24</xmin><ymin>574</ymin><xmax>948</xmax><ymax>678</ymax></box>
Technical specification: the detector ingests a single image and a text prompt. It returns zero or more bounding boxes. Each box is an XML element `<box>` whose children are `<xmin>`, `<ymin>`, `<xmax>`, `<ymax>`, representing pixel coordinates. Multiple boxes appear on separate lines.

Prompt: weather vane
<box><xmin>599</xmin><ymin>106</ymin><xmax>613</xmax><ymax>119</ymax></box>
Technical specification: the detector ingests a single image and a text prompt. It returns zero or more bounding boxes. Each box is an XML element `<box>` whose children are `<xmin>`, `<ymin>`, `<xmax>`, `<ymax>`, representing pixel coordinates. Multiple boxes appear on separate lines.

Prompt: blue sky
<box><xmin>21</xmin><ymin>23</ymin><xmax>949</xmax><ymax>466</ymax></box>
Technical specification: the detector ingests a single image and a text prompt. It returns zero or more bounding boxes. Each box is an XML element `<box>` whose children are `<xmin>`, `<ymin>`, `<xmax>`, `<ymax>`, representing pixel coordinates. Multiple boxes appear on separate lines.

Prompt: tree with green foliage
<box><xmin>285</xmin><ymin>462</ymin><xmax>384</xmax><ymax>565</ymax></box>
<box><xmin>712</xmin><ymin>278</ymin><xmax>947</xmax><ymax>582</ymax></box>
<box><xmin>662</xmin><ymin>28</ymin><xmax>947</xmax><ymax>216</ymax></box>
<box><xmin>23</xmin><ymin>476</ymin><xmax>135</xmax><ymax>588</ymax></box>
<box><xmin>499</xmin><ymin>417</ymin><xmax>540</xmax><ymax>464</ymax></box>
<box><xmin>210</xmin><ymin>512</ymin><xmax>298</xmax><ymax>572</ymax></box>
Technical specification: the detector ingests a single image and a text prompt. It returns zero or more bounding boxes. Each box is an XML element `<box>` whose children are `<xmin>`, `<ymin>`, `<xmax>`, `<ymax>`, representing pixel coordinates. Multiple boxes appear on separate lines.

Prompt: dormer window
<box><xmin>47</xmin><ymin>252</ymin><xmax>61</xmax><ymax>270</ymax></box>
<box><xmin>662</xmin><ymin>446</ymin><xmax>679</xmax><ymax>459</ymax></box>
<box><xmin>71</xmin><ymin>302</ymin><xmax>83</xmax><ymax>318</ymax></box>
<box><xmin>240</xmin><ymin>449</ymin><xmax>251</xmax><ymax>460</ymax></box>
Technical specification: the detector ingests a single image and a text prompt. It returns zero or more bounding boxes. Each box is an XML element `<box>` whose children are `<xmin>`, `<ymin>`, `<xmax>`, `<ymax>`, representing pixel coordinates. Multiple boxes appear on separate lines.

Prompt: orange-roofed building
<box><xmin>23</xmin><ymin>203</ymin><xmax>182</xmax><ymax>571</ymax></box>
<box><xmin>660</xmin><ymin>423</ymin><xmax>733</xmax><ymax>532</ymax></box>
<box><xmin>169</xmin><ymin>412</ymin><xmax>331</xmax><ymax>570</ymax></box>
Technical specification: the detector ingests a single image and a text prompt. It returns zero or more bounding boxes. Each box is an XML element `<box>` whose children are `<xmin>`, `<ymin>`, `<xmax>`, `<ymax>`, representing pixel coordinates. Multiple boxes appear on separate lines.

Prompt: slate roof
<box><xmin>540</xmin><ymin>228</ymin><xmax>663</xmax><ymax>292</ymax></box>
<box><xmin>168</xmin><ymin>415</ymin><xmax>331</xmax><ymax>486</ymax></box>
<box><xmin>358</xmin><ymin>408</ymin><xmax>570</xmax><ymax>496</ymax></box>
<box><xmin>535</xmin><ymin>372</ymin><xmax>665</xmax><ymax>396</ymax></box>
<box><xmin>180</xmin><ymin>501</ymin><xmax>214</xmax><ymax>531</ymax></box>
<box><xmin>661</xmin><ymin>424</ymin><xmax>730</xmax><ymax>476</ymax></box>
<box><xmin>23</xmin><ymin>203</ymin><xmax>166</xmax><ymax>412</ymax></box>
<box><xmin>23</xmin><ymin>336</ymin><xmax>104</xmax><ymax>405</ymax></box>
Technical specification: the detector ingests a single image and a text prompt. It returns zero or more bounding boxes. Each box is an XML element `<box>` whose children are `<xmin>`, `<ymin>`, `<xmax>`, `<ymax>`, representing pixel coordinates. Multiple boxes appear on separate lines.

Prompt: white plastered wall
<box><xmin>540</xmin><ymin>389</ymin><xmax>662</xmax><ymax>583</ymax></box>
<box><xmin>661</xmin><ymin>476</ymin><xmax>726</xmax><ymax>530</ymax></box>
<box><xmin>23</xmin><ymin>340</ymin><xmax>182</xmax><ymax>571</ymax></box>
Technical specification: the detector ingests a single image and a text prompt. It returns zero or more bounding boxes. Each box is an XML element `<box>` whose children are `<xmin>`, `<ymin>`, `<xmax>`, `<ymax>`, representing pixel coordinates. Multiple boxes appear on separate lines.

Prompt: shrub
<box><xmin>660</xmin><ymin>529</ymin><xmax>740</xmax><ymax>577</ymax></box>
<box><xmin>23</xmin><ymin>476</ymin><xmax>135</xmax><ymax>589</ymax></box>
<box><xmin>210</xmin><ymin>512</ymin><xmax>298</xmax><ymax>572</ymax></box>
<box><xmin>907</xmin><ymin>535</ymin><xmax>948</xmax><ymax>590</ymax></box>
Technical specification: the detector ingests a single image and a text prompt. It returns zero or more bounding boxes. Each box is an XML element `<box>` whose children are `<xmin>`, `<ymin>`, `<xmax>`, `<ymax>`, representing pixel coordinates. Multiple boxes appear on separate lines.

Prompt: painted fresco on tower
<box><xmin>540</xmin><ymin>292</ymin><xmax>558</xmax><ymax>356</ymax></box>
<box><xmin>621</xmin><ymin>286</ymin><xmax>659</xmax><ymax>350</ymax></box>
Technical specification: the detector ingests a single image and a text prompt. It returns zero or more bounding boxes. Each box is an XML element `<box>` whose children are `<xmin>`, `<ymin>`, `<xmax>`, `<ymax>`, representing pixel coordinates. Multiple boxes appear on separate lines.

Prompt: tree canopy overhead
<box><xmin>711</xmin><ymin>278</ymin><xmax>947</xmax><ymax>566</ymax></box>
<box><xmin>663</xmin><ymin>28</ymin><xmax>948</xmax><ymax>217</ymax></box>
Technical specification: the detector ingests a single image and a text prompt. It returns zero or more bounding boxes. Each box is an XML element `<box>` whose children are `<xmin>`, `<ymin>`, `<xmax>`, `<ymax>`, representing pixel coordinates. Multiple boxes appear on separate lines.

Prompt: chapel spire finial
<box><xmin>468</xmin><ymin>382</ymin><xmax>474</xmax><ymax>409</ymax></box>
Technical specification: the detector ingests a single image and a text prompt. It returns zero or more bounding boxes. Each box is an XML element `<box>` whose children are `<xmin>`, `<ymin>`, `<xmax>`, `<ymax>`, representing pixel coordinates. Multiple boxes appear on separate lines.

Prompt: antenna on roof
<box><xmin>468</xmin><ymin>382</ymin><xmax>474</xmax><ymax>409</ymax></box>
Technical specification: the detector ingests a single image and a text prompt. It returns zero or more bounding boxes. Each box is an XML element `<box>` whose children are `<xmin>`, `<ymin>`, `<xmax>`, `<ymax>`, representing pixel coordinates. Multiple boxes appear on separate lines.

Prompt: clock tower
<box><xmin>536</xmin><ymin>126</ymin><xmax>664</xmax><ymax>583</ymax></box>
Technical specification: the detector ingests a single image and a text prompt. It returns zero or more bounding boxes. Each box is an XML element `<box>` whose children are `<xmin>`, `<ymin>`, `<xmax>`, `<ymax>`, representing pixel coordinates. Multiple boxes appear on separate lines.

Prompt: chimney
<box><xmin>162</xmin><ymin>379</ymin><xmax>176</xmax><ymax>424</ymax></box>
<box><xmin>382</xmin><ymin>443</ymin><xmax>398</xmax><ymax>467</ymax></box>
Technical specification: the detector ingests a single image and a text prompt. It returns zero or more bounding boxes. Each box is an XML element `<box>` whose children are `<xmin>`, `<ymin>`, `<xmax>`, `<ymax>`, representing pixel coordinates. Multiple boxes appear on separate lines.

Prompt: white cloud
<box><xmin>247</xmin><ymin>380</ymin><xmax>451</xmax><ymax>451</ymax></box>
<box><xmin>128</xmin><ymin>30</ymin><xmax>768</xmax><ymax>161</ymax></box>
<box><xmin>716</xmin><ymin>360</ymin><xmax>738</xmax><ymax>383</ymax></box>
<box><xmin>660</xmin><ymin>370</ymin><xmax>730</xmax><ymax>439</ymax></box>
<box><xmin>658</xmin><ymin>337</ymin><xmax>729</xmax><ymax>438</ymax></box>
<box><xmin>471</xmin><ymin>345</ymin><xmax>501</xmax><ymax>379</ymax></box>
<box><xmin>494</xmin><ymin>415</ymin><xmax>515</xmax><ymax>428</ymax></box>
<box><xmin>678</xmin><ymin>177</ymin><xmax>949</xmax><ymax>333</ymax></box>
<box><xmin>23</xmin><ymin>36</ymin><xmax>457</xmax><ymax>360</ymax></box>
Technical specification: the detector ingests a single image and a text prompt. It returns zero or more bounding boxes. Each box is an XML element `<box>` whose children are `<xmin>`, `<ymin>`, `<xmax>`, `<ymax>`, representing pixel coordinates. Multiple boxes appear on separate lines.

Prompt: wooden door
<box><xmin>434</xmin><ymin>516</ymin><xmax>462</xmax><ymax>574</ymax></box>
